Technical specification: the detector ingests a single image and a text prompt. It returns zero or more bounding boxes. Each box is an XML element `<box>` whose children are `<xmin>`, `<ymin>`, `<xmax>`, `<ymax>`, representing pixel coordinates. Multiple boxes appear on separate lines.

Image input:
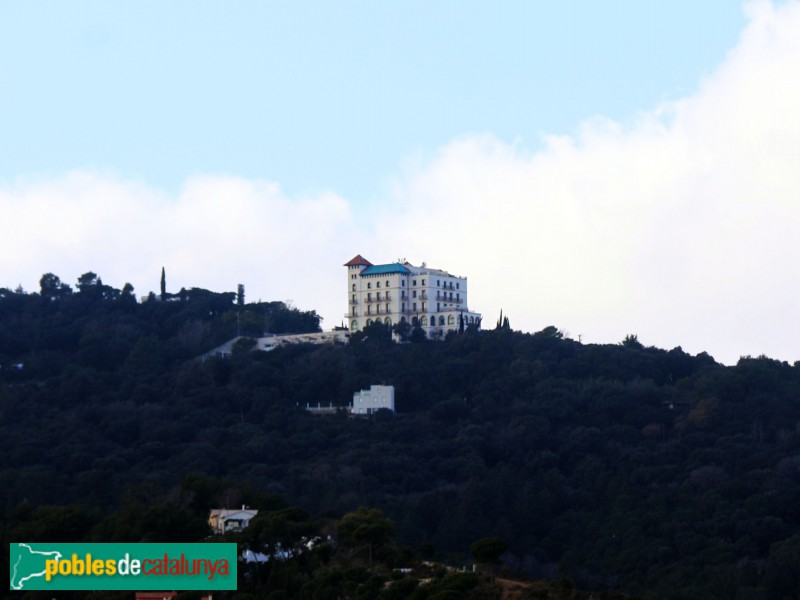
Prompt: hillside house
<box><xmin>351</xmin><ymin>385</ymin><xmax>395</xmax><ymax>415</ymax></box>
<box><xmin>208</xmin><ymin>506</ymin><xmax>259</xmax><ymax>534</ymax></box>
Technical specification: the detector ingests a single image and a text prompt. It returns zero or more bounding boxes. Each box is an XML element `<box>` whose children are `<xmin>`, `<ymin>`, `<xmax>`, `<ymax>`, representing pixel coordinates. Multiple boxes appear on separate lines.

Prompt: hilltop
<box><xmin>2</xmin><ymin>274</ymin><xmax>800</xmax><ymax>599</ymax></box>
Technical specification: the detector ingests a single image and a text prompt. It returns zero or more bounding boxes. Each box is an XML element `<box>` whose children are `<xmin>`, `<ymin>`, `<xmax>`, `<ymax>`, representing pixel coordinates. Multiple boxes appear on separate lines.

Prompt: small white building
<box><xmin>351</xmin><ymin>385</ymin><xmax>395</xmax><ymax>415</ymax></box>
<box><xmin>208</xmin><ymin>506</ymin><xmax>259</xmax><ymax>534</ymax></box>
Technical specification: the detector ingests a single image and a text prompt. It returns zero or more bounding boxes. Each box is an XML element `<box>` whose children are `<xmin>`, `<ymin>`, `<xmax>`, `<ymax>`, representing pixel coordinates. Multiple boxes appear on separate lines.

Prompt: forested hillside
<box><xmin>2</xmin><ymin>275</ymin><xmax>800</xmax><ymax>599</ymax></box>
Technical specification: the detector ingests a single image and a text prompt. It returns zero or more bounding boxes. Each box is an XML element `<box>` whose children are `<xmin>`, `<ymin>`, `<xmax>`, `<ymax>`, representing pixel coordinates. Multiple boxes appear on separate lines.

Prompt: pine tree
<box><xmin>160</xmin><ymin>267</ymin><xmax>166</xmax><ymax>301</ymax></box>
<box><xmin>496</xmin><ymin>309</ymin><xmax>510</xmax><ymax>330</ymax></box>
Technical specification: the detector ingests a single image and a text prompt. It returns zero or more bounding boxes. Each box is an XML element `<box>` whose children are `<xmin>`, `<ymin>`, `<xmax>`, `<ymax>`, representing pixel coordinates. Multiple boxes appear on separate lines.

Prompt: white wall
<box><xmin>351</xmin><ymin>384</ymin><xmax>395</xmax><ymax>414</ymax></box>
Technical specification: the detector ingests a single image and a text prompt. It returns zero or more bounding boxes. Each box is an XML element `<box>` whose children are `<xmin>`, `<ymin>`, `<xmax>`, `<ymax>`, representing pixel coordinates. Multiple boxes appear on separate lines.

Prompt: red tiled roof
<box><xmin>344</xmin><ymin>255</ymin><xmax>373</xmax><ymax>267</ymax></box>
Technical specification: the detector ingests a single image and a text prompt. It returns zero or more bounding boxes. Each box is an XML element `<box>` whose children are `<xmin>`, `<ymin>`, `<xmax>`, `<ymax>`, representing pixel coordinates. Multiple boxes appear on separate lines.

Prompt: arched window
<box><xmin>366</xmin><ymin>319</ymin><xmax>373</xmax><ymax>326</ymax></box>
<box><xmin>384</xmin><ymin>317</ymin><xmax>392</xmax><ymax>326</ymax></box>
<box><xmin>351</xmin><ymin>320</ymin><xmax>358</xmax><ymax>330</ymax></box>
<box><xmin>420</xmin><ymin>316</ymin><xmax>428</xmax><ymax>326</ymax></box>
<box><xmin>411</xmin><ymin>316</ymin><xmax>418</xmax><ymax>326</ymax></box>
<box><xmin>352</xmin><ymin>283</ymin><xmax>356</xmax><ymax>291</ymax></box>
<box><xmin>447</xmin><ymin>314</ymin><xmax>455</xmax><ymax>325</ymax></box>
<box><xmin>469</xmin><ymin>316</ymin><xmax>475</xmax><ymax>323</ymax></box>
<box><xmin>439</xmin><ymin>315</ymin><xmax>445</xmax><ymax>326</ymax></box>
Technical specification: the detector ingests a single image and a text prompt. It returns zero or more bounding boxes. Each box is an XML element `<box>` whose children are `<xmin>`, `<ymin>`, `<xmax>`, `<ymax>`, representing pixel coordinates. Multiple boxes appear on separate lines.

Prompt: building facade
<box><xmin>344</xmin><ymin>255</ymin><xmax>481</xmax><ymax>338</ymax></box>
<box><xmin>208</xmin><ymin>506</ymin><xmax>259</xmax><ymax>534</ymax></box>
<box><xmin>351</xmin><ymin>385</ymin><xmax>395</xmax><ymax>415</ymax></box>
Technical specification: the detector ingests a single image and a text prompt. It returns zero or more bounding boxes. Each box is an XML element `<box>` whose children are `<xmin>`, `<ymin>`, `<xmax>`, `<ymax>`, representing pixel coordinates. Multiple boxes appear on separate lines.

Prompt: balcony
<box><xmin>436</xmin><ymin>294</ymin><xmax>463</xmax><ymax>304</ymax></box>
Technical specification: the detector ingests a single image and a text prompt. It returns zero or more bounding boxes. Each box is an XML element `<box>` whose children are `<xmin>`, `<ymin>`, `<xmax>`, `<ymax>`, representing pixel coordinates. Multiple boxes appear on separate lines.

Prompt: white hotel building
<box><xmin>344</xmin><ymin>255</ymin><xmax>481</xmax><ymax>337</ymax></box>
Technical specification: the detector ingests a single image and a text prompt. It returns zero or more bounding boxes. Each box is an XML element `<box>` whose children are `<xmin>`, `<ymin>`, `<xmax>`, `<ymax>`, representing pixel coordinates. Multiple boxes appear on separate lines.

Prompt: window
<box><xmin>439</xmin><ymin>315</ymin><xmax>445</xmax><ymax>326</ymax></box>
<box><xmin>437</xmin><ymin>280</ymin><xmax>440</xmax><ymax>286</ymax></box>
<box><xmin>385</xmin><ymin>303</ymin><xmax>390</xmax><ymax>312</ymax></box>
<box><xmin>367</xmin><ymin>319</ymin><xmax>373</xmax><ymax>326</ymax></box>
<box><xmin>384</xmin><ymin>317</ymin><xmax>391</xmax><ymax>326</ymax></box>
<box><xmin>437</xmin><ymin>302</ymin><xmax>440</xmax><ymax>311</ymax></box>
<box><xmin>367</xmin><ymin>305</ymin><xmax>371</xmax><ymax>315</ymax></box>
<box><xmin>386</xmin><ymin>280</ymin><xmax>390</xmax><ymax>287</ymax></box>
<box><xmin>422</xmin><ymin>279</ymin><xmax>426</xmax><ymax>285</ymax></box>
<box><xmin>420</xmin><ymin>316</ymin><xmax>428</xmax><ymax>326</ymax></box>
<box><xmin>456</xmin><ymin>294</ymin><xmax>460</xmax><ymax>301</ymax></box>
<box><xmin>367</xmin><ymin>282</ymin><xmax>371</xmax><ymax>289</ymax></box>
<box><xmin>457</xmin><ymin>283</ymin><xmax>460</xmax><ymax>289</ymax></box>
<box><xmin>447</xmin><ymin>314</ymin><xmax>455</xmax><ymax>325</ymax></box>
<box><xmin>377</xmin><ymin>292</ymin><xmax>381</xmax><ymax>300</ymax></box>
<box><xmin>412</xmin><ymin>280</ymin><xmax>417</xmax><ymax>286</ymax></box>
<box><xmin>402</xmin><ymin>303</ymin><xmax>405</xmax><ymax>311</ymax></box>
<box><xmin>351</xmin><ymin>294</ymin><xmax>356</xmax><ymax>302</ymax></box>
<box><xmin>367</xmin><ymin>293</ymin><xmax>372</xmax><ymax>301</ymax></box>
<box><xmin>413</xmin><ymin>302</ymin><xmax>417</xmax><ymax>311</ymax></box>
<box><xmin>377</xmin><ymin>281</ymin><xmax>381</xmax><ymax>288</ymax></box>
<box><xmin>351</xmin><ymin>320</ymin><xmax>358</xmax><ymax>330</ymax></box>
<box><xmin>412</xmin><ymin>290</ymin><xmax>417</xmax><ymax>298</ymax></box>
<box><xmin>402</xmin><ymin>280</ymin><xmax>405</xmax><ymax>287</ymax></box>
<box><xmin>352</xmin><ymin>284</ymin><xmax>356</xmax><ymax>291</ymax></box>
<box><xmin>412</xmin><ymin>316</ymin><xmax>418</xmax><ymax>326</ymax></box>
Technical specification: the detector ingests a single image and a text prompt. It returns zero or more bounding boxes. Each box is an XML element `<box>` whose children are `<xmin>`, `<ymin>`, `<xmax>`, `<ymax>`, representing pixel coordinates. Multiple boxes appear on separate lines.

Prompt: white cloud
<box><xmin>0</xmin><ymin>172</ymin><xmax>359</xmax><ymax>327</ymax></box>
<box><xmin>2</xmin><ymin>0</ymin><xmax>799</xmax><ymax>365</ymax></box>
<box><xmin>385</xmin><ymin>0</ymin><xmax>800</xmax><ymax>364</ymax></box>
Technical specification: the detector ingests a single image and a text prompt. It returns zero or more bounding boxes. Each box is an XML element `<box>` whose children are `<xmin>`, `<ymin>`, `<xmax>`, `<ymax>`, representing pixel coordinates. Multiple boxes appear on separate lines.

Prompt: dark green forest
<box><xmin>3</xmin><ymin>273</ymin><xmax>800</xmax><ymax>599</ymax></box>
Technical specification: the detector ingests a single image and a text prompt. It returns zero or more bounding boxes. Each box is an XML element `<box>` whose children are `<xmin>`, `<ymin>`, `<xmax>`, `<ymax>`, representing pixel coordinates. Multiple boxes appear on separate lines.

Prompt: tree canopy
<box><xmin>2</xmin><ymin>276</ymin><xmax>800</xmax><ymax>598</ymax></box>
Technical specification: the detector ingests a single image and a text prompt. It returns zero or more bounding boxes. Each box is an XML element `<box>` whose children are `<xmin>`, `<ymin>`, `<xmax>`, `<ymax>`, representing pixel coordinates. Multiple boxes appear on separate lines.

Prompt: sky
<box><xmin>1</xmin><ymin>1</ymin><xmax>799</xmax><ymax>365</ymax></box>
